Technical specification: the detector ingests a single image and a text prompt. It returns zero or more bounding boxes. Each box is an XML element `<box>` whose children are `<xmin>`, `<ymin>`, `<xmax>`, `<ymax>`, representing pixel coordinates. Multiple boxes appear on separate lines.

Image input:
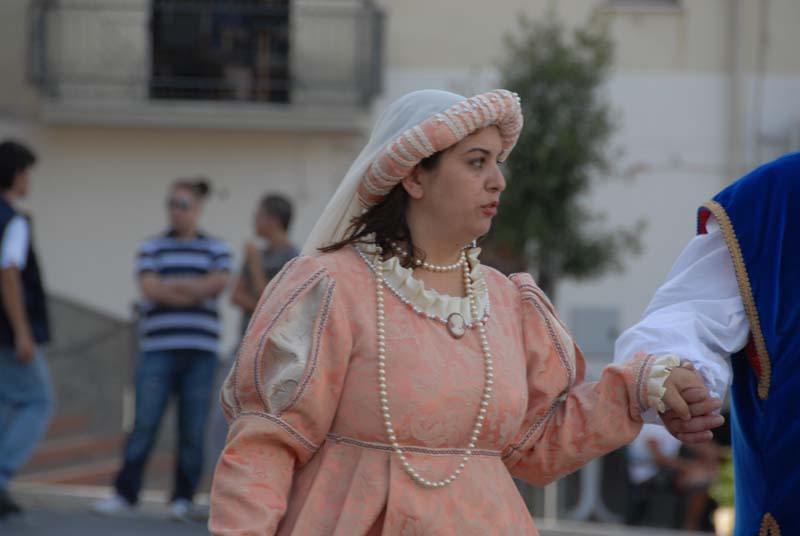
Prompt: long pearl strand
<box><xmin>390</xmin><ymin>242</ymin><xmax>466</xmax><ymax>272</ymax></box>
<box><xmin>374</xmin><ymin>247</ymin><xmax>494</xmax><ymax>488</ymax></box>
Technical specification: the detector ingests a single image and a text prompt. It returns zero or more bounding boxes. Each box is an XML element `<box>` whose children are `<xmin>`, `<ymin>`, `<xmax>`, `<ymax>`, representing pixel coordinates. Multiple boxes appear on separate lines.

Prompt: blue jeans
<box><xmin>115</xmin><ymin>349</ymin><xmax>217</xmax><ymax>504</ymax></box>
<box><xmin>205</xmin><ymin>354</ymin><xmax>236</xmax><ymax>473</ymax></box>
<box><xmin>0</xmin><ymin>347</ymin><xmax>54</xmax><ymax>490</ymax></box>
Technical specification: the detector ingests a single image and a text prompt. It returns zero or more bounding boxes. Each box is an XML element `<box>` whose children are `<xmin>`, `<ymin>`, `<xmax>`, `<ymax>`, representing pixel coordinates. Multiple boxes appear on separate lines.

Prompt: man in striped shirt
<box><xmin>94</xmin><ymin>179</ymin><xmax>231</xmax><ymax>520</ymax></box>
<box><xmin>137</xmin><ymin>231</ymin><xmax>231</xmax><ymax>355</ymax></box>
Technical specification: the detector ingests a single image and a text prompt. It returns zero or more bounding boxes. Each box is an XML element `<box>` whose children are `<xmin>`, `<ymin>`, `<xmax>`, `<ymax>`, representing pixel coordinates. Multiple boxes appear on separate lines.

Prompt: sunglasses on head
<box><xmin>167</xmin><ymin>197</ymin><xmax>193</xmax><ymax>211</ymax></box>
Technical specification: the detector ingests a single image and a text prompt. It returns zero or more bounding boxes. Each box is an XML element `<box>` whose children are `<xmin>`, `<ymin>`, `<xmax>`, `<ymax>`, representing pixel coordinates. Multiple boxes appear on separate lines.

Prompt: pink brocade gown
<box><xmin>209</xmin><ymin>247</ymin><xmax>657</xmax><ymax>535</ymax></box>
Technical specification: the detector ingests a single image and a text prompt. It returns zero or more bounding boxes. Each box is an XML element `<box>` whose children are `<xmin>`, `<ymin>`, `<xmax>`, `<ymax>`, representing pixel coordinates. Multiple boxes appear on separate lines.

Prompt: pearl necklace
<box><xmin>374</xmin><ymin>246</ymin><xmax>494</xmax><ymax>488</ymax></box>
<box><xmin>390</xmin><ymin>242</ymin><xmax>466</xmax><ymax>272</ymax></box>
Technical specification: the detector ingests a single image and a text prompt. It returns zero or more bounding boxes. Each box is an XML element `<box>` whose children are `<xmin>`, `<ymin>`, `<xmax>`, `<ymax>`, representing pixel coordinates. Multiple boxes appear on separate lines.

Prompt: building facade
<box><xmin>1</xmin><ymin>0</ymin><xmax>798</xmax><ymax>364</ymax></box>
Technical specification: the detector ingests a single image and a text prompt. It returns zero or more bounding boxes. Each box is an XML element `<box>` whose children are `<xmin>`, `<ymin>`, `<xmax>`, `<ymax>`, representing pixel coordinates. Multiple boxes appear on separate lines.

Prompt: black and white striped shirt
<box><xmin>136</xmin><ymin>231</ymin><xmax>232</xmax><ymax>354</ymax></box>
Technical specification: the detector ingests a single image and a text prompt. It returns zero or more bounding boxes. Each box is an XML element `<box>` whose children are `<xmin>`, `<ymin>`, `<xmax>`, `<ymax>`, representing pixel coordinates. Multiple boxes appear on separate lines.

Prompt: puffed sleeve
<box><xmin>502</xmin><ymin>273</ymin><xmax>678</xmax><ymax>486</ymax></box>
<box><xmin>614</xmin><ymin>219</ymin><xmax>748</xmax><ymax>420</ymax></box>
<box><xmin>209</xmin><ymin>256</ymin><xmax>353</xmax><ymax>535</ymax></box>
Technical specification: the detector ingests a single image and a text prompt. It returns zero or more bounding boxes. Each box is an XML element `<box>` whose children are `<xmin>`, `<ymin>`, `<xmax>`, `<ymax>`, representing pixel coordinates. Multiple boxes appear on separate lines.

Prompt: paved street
<box><xmin>2</xmin><ymin>484</ymin><xmax>209</xmax><ymax>535</ymax></box>
<box><xmin>1</xmin><ymin>513</ymin><xmax>711</xmax><ymax>536</ymax></box>
<box><xmin>1</xmin><ymin>509</ymin><xmax>208</xmax><ymax>536</ymax></box>
<box><xmin>1</xmin><ymin>512</ymin><xmax>711</xmax><ymax>536</ymax></box>
<box><xmin>2</xmin><ymin>484</ymin><xmax>709</xmax><ymax>536</ymax></box>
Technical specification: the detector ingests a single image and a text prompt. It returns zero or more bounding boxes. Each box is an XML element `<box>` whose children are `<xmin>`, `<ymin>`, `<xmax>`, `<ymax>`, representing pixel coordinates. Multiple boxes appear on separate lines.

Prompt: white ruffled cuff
<box><xmin>691</xmin><ymin>360</ymin><xmax>725</xmax><ymax>403</ymax></box>
<box><xmin>645</xmin><ymin>354</ymin><xmax>681</xmax><ymax>413</ymax></box>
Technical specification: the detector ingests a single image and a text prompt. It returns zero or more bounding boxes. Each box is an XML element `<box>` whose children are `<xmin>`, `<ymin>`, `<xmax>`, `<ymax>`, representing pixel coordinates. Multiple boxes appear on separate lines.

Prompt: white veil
<box><xmin>301</xmin><ymin>90</ymin><xmax>468</xmax><ymax>256</ymax></box>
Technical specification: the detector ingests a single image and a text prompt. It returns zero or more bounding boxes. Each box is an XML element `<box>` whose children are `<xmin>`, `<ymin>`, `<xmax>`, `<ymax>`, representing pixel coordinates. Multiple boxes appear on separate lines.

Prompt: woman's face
<box><xmin>406</xmin><ymin>126</ymin><xmax>506</xmax><ymax>246</ymax></box>
<box><xmin>167</xmin><ymin>186</ymin><xmax>202</xmax><ymax>233</ymax></box>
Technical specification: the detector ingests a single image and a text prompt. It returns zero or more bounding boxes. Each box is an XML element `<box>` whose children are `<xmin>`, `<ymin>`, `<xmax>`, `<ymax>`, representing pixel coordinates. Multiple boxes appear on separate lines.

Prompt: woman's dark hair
<box><xmin>319</xmin><ymin>151</ymin><xmax>443</xmax><ymax>267</ymax></box>
<box><xmin>0</xmin><ymin>140</ymin><xmax>37</xmax><ymax>192</ymax></box>
<box><xmin>260</xmin><ymin>193</ymin><xmax>293</xmax><ymax>231</ymax></box>
<box><xmin>173</xmin><ymin>176</ymin><xmax>211</xmax><ymax>200</ymax></box>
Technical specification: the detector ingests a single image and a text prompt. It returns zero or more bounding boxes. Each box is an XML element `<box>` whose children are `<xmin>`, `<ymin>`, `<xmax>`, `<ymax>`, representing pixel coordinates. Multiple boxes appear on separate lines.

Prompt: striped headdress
<box><xmin>358</xmin><ymin>89</ymin><xmax>523</xmax><ymax>206</ymax></box>
<box><xmin>302</xmin><ymin>89</ymin><xmax>523</xmax><ymax>255</ymax></box>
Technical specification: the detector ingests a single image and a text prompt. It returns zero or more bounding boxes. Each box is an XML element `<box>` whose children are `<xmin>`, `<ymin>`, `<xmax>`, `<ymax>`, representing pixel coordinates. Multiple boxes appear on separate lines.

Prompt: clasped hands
<box><xmin>660</xmin><ymin>360</ymin><xmax>725</xmax><ymax>443</ymax></box>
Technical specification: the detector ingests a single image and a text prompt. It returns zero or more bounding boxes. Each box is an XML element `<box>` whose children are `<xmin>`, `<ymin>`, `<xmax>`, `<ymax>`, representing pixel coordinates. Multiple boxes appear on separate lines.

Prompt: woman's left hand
<box><xmin>662</xmin><ymin>364</ymin><xmax>708</xmax><ymax>421</ymax></box>
<box><xmin>661</xmin><ymin>364</ymin><xmax>725</xmax><ymax>443</ymax></box>
<box><xmin>662</xmin><ymin>390</ymin><xmax>725</xmax><ymax>444</ymax></box>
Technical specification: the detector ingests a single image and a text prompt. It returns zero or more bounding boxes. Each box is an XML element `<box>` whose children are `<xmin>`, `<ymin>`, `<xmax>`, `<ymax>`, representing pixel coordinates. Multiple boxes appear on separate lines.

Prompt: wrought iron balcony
<box><xmin>27</xmin><ymin>0</ymin><xmax>384</xmax><ymax>131</ymax></box>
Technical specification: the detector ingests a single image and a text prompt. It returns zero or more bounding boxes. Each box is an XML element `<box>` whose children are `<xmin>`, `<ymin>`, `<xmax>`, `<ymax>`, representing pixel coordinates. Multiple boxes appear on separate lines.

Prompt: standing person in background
<box><xmin>675</xmin><ymin>440</ymin><xmax>720</xmax><ymax>532</ymax></box>
<box><xmin>626</xmin><ymin>424</ymin><xmax>682</xmax><ymax>528</ymax></box>
<box><xmin>231</xmin><ymin>193</ymin><xmax>298</xmax><ymax>335</ymax></box>
<box><xmin>0</xmin><ymin>141</ymin><xmax>53</xmax><ymax>519</ymax></box>
<box><xmin>93</xmin><ymin>178</ymin><xmax>231</xmax><ymax>520</ymax></box>
<box><xmin>627</xmin><ymin>424</ymin><xmax>721</xmax><ymax>531</ymax></box>
<box><xmin>207</xmin><ymin>194</ymin><xmax>298</xmax><ymax>469</ymax></box>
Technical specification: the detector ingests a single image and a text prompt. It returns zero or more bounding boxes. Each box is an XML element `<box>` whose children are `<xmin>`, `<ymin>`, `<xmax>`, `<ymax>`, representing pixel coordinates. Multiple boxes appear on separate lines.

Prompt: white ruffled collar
<box><xmin>355</xmin><ymin>242</ymin><xmax>490</xmax><ymax>327</ymax></box>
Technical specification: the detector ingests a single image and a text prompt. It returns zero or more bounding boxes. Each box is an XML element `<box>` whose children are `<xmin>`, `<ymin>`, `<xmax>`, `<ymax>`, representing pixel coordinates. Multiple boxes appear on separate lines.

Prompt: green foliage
<box><xmin>492</xmin><ymin>12</ymin><xmax>642</xmax><ymax>296</ymax></box>
<box><xmin>710</xmin><ymin>447</ymin><xmax>735</xmax><ymax>508</ymax></box>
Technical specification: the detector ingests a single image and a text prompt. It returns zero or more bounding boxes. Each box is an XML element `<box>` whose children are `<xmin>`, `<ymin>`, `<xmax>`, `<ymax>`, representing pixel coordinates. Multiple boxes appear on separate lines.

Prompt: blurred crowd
<box><xmin>0</xmin><ymin>138</ymin><xmax>300</xmax><ymax>521</ymax></box>
<box><xmin>626</xmin><ymin>418</ymin><xmax>730</xmax><ymax>532</ymax></box>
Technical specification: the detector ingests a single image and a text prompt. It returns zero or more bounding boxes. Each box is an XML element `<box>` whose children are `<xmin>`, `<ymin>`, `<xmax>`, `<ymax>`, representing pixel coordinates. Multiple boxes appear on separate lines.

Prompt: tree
<box><xmin>488</xmin><ymin>12</ymin><xmax>642</xmax><ymax>299</ymax></box>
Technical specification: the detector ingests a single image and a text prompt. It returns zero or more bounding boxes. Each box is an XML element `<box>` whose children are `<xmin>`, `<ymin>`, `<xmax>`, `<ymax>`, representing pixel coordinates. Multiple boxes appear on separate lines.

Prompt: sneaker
<box><xmin>169</xmin><ymin>498</ymin><xmax>200</xmax><ymax>522</ymax></box>
<box><xmin>91</xmin><ymin>494</ymin><xmax>136</xmax><ymax>516</ymax></box>
<box><xmin>0</xmin><ymin>488</ymin><xmax>22</xmax><ymax>518</ymax></box>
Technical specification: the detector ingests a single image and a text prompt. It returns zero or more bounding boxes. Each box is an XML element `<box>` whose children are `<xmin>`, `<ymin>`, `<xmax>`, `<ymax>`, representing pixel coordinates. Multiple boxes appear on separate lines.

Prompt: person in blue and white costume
<box><xmin>615</xmin><ymin>152</ymin><xmax>800</xmax><ymax>536</ymax></box>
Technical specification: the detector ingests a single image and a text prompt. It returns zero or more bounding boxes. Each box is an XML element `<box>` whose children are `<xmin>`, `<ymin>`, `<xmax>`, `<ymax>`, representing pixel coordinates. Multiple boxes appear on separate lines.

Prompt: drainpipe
<box><xmin>727</xmin><ymin>0</ymin><xmax>742</xmax><ymax>183</ymax></box>
<box><xmin>753</xmin><ymin>0</ymin><xmax>770</xmax><ymax>165</ymax></box>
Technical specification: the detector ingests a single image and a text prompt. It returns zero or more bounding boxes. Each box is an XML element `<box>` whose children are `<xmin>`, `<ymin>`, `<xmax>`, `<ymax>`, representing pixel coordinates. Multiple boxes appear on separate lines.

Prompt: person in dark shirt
<box><xmin>231</xmin><ymin>193</ymin><xmax>298</xmax><ymax>334</ymax></box>
<box><xmin>206</xmin><ymin>193</ymin><xmax>298</xmax><ymax>470</ymax></box>
<box><xmin>0</xmin><ymin>140</ymin><xmax>53</xmax><ymax>519</ymax></box>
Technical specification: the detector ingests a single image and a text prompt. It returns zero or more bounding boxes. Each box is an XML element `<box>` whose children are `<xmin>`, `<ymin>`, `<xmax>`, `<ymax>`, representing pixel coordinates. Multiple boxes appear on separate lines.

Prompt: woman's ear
<box><xmin>402</xmin><ymin>166</ymin><xmax>426</xmax><ymax>200</ymax></box>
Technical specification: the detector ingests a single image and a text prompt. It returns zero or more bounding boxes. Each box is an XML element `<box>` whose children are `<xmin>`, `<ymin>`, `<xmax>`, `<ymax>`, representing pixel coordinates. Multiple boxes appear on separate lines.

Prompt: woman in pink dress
<box><xmin>209</xmin><ymin>89</ymin><xmax>717</xmax><ymax>535</ymax></box>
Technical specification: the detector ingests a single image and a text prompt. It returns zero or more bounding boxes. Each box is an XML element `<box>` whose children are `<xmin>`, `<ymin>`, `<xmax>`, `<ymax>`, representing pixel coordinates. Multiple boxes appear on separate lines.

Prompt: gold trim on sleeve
<box><xmin>702</xmin><ymin>200</ymin><xmax>771</xmax><ymax>400</ymax></box>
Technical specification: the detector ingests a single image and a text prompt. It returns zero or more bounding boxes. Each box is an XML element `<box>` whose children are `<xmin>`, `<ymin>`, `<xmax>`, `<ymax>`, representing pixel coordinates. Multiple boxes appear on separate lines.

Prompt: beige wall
<box><xmin>380</xmin><ymin>0</ymin><xmax>800</xmax><ymax>74</ymax></box>
<box><xmin>7</xmin><ymin>0</ymin><xmax>799</xmax><ymax>114</ymax></box>
<box><xmin>766</xmin><ymin>0</ymin><xmax>800</xmax><ymax>72</ymax></box>
<box><xmin>606</xmin><ymin>0</ymin><xmax>728</xmax><ymax>71</ymax></box>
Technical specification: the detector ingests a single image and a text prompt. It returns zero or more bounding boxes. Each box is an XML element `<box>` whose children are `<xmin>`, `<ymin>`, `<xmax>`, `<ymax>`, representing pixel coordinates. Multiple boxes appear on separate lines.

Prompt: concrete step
<box><xmin>17</xmin><ymin>452</ymin><xmax>173</xmax><ymax>486</ymax></box>
<box><xmin>42</xmin><ymin>413</ymin><xmax>93</xmax><ymax>440</ymax></box>
<box><xmin>6</xmin><ymin>483</ymin><xmax>210</xmax><ymax>535</ymax></box>
<box><xmin>5</xmin><ymin>482</ymin><xmax>706</xmax><ymax>536</ymax></box>
<box><xmin>23</xmin><ymin>433</ymin><xmax>124</xmax><ymax>472</ymax></box>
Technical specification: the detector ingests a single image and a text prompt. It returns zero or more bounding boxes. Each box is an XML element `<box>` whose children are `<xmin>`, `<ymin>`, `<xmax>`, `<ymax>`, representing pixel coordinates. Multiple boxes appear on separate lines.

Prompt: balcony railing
<box><xmin>27</xmin><ymin>0</ymin><xmax>384</xmax><ymax>129</ymax></box>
